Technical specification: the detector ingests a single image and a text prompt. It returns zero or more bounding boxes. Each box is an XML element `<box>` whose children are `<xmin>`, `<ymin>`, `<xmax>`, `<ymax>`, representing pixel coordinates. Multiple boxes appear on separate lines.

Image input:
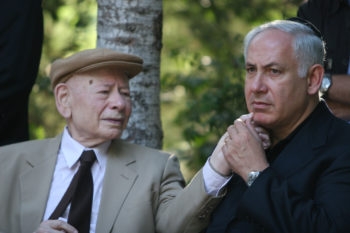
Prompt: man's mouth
<box><xmin>252</xmin><ymin>101</ymin><xmax>269</xmax><ymax>110</ymax></box>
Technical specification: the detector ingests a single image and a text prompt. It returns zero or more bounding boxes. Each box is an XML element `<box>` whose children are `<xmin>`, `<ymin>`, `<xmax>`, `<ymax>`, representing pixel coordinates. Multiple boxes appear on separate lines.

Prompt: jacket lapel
<box><xmin>20</xmin><ymin>136</ymin><xmax>61</xmax><ymax>230</ymax></box>
<box><xmin>96</xmin><ymin>140</ymin><xmax>138</xmax><ymax>232</ymax></box>
<box><xmin>272</xmin><ymin>102</ymin><xmax>331</xmax><ymax>177</ymax></box>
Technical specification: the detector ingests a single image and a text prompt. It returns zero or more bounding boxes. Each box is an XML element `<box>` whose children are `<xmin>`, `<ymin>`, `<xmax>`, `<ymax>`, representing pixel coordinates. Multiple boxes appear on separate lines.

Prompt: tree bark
<box><xmin>97</xmin><ymin>0</ymin><xmax>163</xmax><ymax>149</ymax></box>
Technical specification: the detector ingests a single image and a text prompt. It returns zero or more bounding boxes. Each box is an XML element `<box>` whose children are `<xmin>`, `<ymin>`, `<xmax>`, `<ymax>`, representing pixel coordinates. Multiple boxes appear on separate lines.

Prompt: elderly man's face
<box><xmin>244</xmin><ymin>29</ymin><xmax>312</xmax><ymax>142</ymax></box>
<box><xmin>63</xmin><ymin>68</ymin><xmax>131</xmax><ymax>146</ymax></box>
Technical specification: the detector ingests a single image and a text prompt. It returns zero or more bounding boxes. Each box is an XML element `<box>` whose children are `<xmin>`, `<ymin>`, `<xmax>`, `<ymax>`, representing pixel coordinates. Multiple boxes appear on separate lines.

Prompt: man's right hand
<box><xmin>34</xmin><ymin>220</ymin><xmax>78</xmax><ymax>233</ymax></box>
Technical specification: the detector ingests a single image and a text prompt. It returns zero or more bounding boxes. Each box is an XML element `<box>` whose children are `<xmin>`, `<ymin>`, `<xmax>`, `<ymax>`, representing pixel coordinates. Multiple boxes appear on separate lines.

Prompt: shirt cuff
<box><xmin>202</xmin><ymin>158</ymin><xmax>232</xmax><ymax>196</ymax></box>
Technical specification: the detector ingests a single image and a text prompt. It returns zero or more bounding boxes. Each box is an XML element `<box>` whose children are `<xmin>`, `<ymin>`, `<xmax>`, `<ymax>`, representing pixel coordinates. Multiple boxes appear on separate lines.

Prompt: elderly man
<box><xmin>205</xmin><ymin>19</ymin><xmax>350</xmax><ymax>233</ymax></box>
<box><xmin>0</xmin><ymin>48</ymin><xmax>257</xmax><ymax>233</ymax></box>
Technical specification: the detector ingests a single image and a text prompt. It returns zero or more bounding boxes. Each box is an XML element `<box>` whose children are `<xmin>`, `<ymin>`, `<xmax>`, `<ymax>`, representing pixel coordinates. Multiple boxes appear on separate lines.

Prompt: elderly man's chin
<box><xmin>98</xmin><ymin>128</ymin><xmax>124</xmax><ymax>140</ymax></box>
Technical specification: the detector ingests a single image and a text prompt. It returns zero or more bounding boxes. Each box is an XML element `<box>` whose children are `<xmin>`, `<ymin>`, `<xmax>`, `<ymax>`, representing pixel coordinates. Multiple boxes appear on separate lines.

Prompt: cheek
<box><xmin>275</xmin><ymin>81</ymin><xmax>300</xmax><ymax>102</ymax></box>
<box><xmin>126</xmin><ymin>99</ymin><xmax>132</xmax><ymax>113</ymax></box>
<box><xmin>75</xmin><ymin>99</ymin><xmax>102</xmax><ymax>121</ymax></box>
<box><xmin>118</xmin><ymin>98</ymin><xmax>132</xmax><ymax>127</ymax></box>
<box><xmin>244</xmin><ymin>83</ymin><xmax>251</xmax><ymax>101</ymax></box>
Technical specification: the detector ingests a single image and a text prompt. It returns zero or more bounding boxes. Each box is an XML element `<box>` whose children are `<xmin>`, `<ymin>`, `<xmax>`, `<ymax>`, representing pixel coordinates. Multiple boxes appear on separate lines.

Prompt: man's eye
<box><xmin>270</xmin><ymin>68</ymin><xmax>281</xmax><ymax>74</ymax></box>
<box><xmin>122</xmin><ymin>91</ymin><xmax>130</xmax><ymax>97</ymax></box>
<box><xmin>246</xmin><ymin>67</ymin><xmax>256</xmax><ymax>73</ymax></box>
<box><xmin>99</xmin><ymin>90</ymin><xmax>109</xmax><ymax>94</ymax></box>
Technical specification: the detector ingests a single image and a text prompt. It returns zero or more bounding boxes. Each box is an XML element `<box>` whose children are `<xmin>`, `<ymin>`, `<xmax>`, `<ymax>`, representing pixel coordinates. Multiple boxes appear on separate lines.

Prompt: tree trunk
<box><xmin>97</xmin><ymin>0</ymin><xmax>163</xmax><ymax>149</ymax></box>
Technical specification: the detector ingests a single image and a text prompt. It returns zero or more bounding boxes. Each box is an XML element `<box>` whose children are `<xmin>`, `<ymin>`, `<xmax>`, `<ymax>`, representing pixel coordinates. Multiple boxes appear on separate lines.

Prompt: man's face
<box><xmin>64</xmin><ymin>68</ymin><xmax>131</xmax><ymax>146</ymax></box>
<box><xmin>244</xmin><ymin>29</ymin><xmax>311</xmax><ymax>140</ymax></box>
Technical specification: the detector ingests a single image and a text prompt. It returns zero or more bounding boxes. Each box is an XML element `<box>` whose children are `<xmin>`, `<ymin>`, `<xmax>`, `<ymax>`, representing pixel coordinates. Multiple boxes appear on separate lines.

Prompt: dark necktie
<box><xmin>49</xmin><ymin>150</ymin><xmax>96</xmax><ymax>233</ymax></box>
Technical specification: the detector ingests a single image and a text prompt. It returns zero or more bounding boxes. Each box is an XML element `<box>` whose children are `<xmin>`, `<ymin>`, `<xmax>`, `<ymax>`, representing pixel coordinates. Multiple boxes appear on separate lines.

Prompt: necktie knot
<box><xmin>80</xmin><ymin>150</ymin><xmax>96</xmax><ymax>168</ymax></box>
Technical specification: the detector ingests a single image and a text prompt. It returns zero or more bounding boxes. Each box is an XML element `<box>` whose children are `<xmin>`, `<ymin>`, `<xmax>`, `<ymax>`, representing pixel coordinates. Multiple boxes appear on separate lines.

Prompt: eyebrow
<box><xmin>246</xmin><ymin>62</ymin><xmax>281</xmax><ymax>68</ymax></box>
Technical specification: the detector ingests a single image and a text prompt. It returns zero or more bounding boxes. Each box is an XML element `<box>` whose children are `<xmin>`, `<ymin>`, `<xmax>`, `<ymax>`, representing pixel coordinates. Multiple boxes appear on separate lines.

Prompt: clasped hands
<box><xmin>210</xmin><ymin>113</ymin><xmax>270</xmax><ymax>183</ymax></box>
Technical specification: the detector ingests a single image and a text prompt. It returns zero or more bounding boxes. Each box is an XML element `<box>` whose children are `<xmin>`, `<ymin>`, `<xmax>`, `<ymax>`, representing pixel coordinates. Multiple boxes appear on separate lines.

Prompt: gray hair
<box><xmin>243</xmin><ymin>20</ymin><xmax>325</xmax><ymax>78</ymax></box>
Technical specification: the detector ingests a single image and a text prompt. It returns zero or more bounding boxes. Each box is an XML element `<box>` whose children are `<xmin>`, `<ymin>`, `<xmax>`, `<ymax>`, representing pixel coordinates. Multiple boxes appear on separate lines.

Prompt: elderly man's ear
<box><xmin>307</xmin><ymin>64</ymin><xmax>324</xmax><ymax>95</ymax></box>
<box><xmin>55</xmin><ymin>83</ymin><xmax>72</xmax><ymax>118</ymax></box>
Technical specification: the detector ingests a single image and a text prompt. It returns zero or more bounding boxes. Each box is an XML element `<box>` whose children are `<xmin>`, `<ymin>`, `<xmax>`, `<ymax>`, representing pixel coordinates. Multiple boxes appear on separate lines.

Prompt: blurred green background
<box><xmin>30</xmin><ymin>0</ymin><xmax>302</xmax><ymax>181</ymax></box>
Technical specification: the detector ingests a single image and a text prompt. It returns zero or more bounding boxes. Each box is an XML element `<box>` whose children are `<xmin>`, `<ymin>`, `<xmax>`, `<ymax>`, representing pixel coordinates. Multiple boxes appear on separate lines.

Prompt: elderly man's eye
<box><xmin>122</xmin><ymin>91</ymin><xmax>130</xmax><ymax>97</ymax></box>
<box><xmin>98</xmin><ymin>90</ymin><xmax>110</xmax><ymax>95</ymax></box>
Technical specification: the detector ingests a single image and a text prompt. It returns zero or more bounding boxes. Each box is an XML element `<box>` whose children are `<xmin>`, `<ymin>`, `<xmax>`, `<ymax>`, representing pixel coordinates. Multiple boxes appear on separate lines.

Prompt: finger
<box><xmin>218</xmin><ymin>132</ymin><xmax>229</xmax><ymax>145</ymax></box>
<box><xmin>233</xmin><ymin>118</ymin><xmax>247</xmax><ymax>129</ymax></box>
<box><xmin>239</xmin><ymin>112</ymin><xmax>253</xmax><ymax>122</ymax></box>
<box><xmin>262</xmin><ymin>141</ymin><xmax>271</xmax><ymax>150</ymax></box>
<box><xmin>58</xmin><ymin>222</ymin><xmax>78</xmax><ymax>233</ymax></box>
<box><xmin>227</xmin><ymin>124</ymin><xmax>236</xmax><ymax>136</ymax></box>
<box><xmin>255</xmin><ymin>125</ymin><xmax>270</xmax><ymax>135</ymax></box>
<box><xmin>49</xmin><ymin>220</ymin><xmax>78</xmax><ymax>233</ymax></box>
<box><xmin>258</xmin><ymin>131</ymin><xmax>268</xmax><ymax>139</ymax></box>
<box><xmin>244</xmin><ymin>118</ymin><xmax>260</xmax><ymax>139</ymax></box>
<box><xmin>224</xmin><ymin>136</ymin><xmax>230</xmax><ymax>145</ymax></box>
<box><xmin>254</xmin><ymin>126</ymin><xmax>263</xmax><ymax>134</ymax></box>
<box><xmin>211</xmin><ymin>132</ymin><xmax>228</xmax><ymax>157</ymax></box>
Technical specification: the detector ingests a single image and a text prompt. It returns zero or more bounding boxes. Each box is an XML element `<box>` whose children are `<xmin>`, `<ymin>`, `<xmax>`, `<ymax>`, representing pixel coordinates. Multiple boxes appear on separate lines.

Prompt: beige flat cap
<box><xmin>49</xmin><ymin>48</ymin><xmax>143</xmax><ymax>89</ymax></box>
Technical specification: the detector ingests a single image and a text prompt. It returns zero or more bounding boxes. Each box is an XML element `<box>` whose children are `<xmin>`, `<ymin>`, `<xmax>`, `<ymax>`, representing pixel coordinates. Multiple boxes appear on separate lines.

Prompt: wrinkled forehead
<box><xmin>66</xmin><ymin>67</ymin><xmax>130</xmax><ymax>88</ymax></box>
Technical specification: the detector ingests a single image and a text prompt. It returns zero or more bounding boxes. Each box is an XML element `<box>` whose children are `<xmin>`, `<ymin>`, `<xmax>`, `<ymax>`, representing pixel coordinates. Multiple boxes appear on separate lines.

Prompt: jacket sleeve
<box><xmin>156</xmin><ymin>155</ymin><xmax>224</xmax><ymax>233</ymax></box>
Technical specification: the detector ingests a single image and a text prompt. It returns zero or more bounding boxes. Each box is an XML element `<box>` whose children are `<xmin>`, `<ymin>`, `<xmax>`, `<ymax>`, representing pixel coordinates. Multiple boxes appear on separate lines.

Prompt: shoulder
<box><xmin>312</xmin><ymin>106</ymin><xmax>350</xmax><ymax>153</ymax></box>
<box><xmin>108</xmin><ymin>140</ymin><xmax>183</xmax><ymax>180</ymax></box>
<box><xmin>0</xmin><ymin>135</ymin><xmax>61</xmax><ymax>164</ymax></box>
<box><xmin>327</xmin><ymin>117</ymin><xmax>350</xmax><ymax>145</ymax></box>
<box><xmin>110</xmin><ymin>139</ymin><xmax>176</xmax><ymax>164</ymax></box>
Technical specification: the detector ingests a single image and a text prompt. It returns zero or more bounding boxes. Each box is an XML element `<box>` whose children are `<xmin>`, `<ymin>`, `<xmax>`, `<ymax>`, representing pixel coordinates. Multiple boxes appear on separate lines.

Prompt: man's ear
<box><xmin>54</xmin><ymin>83</ymin><xmax>71</xmax><ymax>118</ymax></box>
<box><xmin>306</xmin><ymin>64</ymin><xmax>324</xmax><ymax>95</ymax></box>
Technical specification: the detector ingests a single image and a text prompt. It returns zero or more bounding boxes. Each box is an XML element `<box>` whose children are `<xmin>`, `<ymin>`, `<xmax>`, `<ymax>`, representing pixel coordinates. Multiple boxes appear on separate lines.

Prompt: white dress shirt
<box><xmin>43</xmin><ymin>127</ymin><xmax>109</xmax><ymax>233</ymax></box>
<box><xmin>203</xmin><ymin>158</ymin><xmax>231</xmax><ymax>196</ymax></box>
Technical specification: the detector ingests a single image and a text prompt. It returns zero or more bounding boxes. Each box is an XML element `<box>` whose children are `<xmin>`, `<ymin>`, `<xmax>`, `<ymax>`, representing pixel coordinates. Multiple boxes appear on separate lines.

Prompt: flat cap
<box><xmin>49</xmin><ymin>48</ymin><xmax>143</xmax><ymax>89</ymax></box>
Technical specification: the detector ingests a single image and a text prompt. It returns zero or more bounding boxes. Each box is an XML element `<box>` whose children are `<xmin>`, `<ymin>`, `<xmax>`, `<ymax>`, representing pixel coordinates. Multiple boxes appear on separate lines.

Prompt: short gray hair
<box><xmin>243</xmin><ymin>20</ymin><xmax>325</xmax><ymax>78</ymax></box>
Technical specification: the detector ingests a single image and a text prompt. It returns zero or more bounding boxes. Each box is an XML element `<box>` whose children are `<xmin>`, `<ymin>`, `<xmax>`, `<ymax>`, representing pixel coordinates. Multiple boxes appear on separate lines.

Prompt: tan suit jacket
<box><xmin>0</xmin><ymin>134</ymin><xmax>222</xmax><ymax>233</ymax></box>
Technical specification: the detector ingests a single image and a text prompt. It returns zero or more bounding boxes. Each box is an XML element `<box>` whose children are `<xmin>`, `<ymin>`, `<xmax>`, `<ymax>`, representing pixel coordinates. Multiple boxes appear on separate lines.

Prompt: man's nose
<box><xmin>110</xmin><ymin>91</ymin><xmax>127</xmax><ymax>109</ymax></box>
<box><xmin>250</xmin><ymin>73</ymin><xmax>267</xmax><ymax>93</ymax></box>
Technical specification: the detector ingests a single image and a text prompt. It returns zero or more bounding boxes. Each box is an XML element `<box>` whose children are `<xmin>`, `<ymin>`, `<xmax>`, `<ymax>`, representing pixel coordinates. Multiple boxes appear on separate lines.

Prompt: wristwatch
<box><xmin>247</xmin><ymin>171</ymin><xmax>260</xmax><ymax>187</ymax></box>
<box><xmin>320</xmin><ymin>73</ymin><xmax>332</xmax><ymax>95</ymax></box>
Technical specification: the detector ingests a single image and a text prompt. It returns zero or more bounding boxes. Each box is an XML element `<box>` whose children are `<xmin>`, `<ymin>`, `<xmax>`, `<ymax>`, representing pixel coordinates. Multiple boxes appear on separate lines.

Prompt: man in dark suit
<box><xmin>204</xmin><ymin>19</ymin><xmax>350</xmax><ymax>233</ymax></box>
<box><xmin>0</xmin><ymin>48</ymin><xmax>272</xmax><ymax>233</ymax></box>
<box><xmin>297</xmin><ymin>0</ymin><xmax>350</xmax><ymax>122</ymax></box>
<box><xmin>0</xmin><ymin>0</ymin><xmax>43</xmax><ymax>145</ymax></box>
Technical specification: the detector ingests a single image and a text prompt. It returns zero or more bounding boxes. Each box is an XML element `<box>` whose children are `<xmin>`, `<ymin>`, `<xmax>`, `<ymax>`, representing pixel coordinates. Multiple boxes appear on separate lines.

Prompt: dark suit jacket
<box><xmin>205</xmin><ymin>102</ymin><xmax>350</xmax><ymax>233</ymax></box>
<box><xmin>0</xmin><ymin>0</ymin><xmax>43</xmax><ymax>145</ymax></box>
<box><xmin>0</xmin><ymin>137</ymin><xmax>222</xmax><ymax>233</ymax></box>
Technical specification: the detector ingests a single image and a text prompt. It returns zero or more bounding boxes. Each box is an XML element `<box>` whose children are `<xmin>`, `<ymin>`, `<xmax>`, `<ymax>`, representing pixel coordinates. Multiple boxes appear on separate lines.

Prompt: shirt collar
<box><xmin>60</xmin><ymin>127</ymin><xmax>111</xmax><ymax>169</ymax></box>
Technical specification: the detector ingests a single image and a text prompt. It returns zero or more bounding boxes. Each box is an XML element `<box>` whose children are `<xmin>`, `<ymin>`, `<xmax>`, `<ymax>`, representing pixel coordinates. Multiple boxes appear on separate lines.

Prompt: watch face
<box><xmin>322</xmin><ymin>77</ymin><xmax>331</xmax><ymax>89</ymax></box>
<box><xmin>247</xmin><ymin>171</ymin><xmax>260</xmax><ymax>186</ymax></box>
<box><xmin>322</xmin><ymin>76</ymin><xmax>331</xmax><ymax>87</ymax></box>
<box><xmin>321</xmin><ymin>74</ymin><xmax>332</xmax><ymax>93</ymax></box>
